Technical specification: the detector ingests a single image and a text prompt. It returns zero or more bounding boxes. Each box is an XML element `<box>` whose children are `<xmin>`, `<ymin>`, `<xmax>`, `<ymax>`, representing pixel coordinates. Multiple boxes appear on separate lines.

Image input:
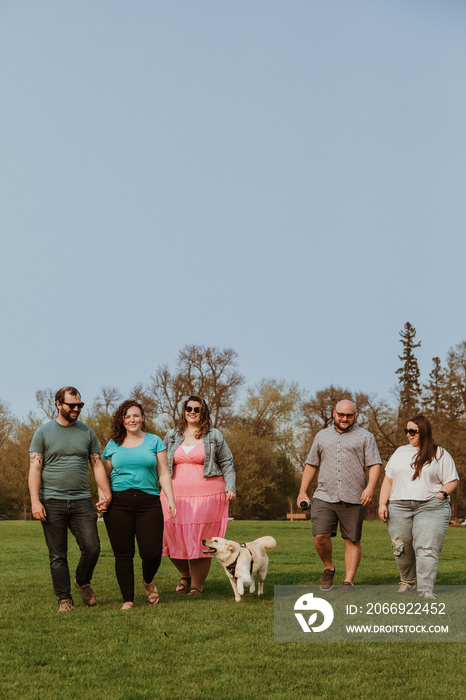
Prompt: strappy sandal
<box><xmin>187</xmin><ymin>586</ymin><xmax>203</xmax><ymax>596</ymax></box>
<box><xmin>120</xmin><ymin>602</ymin><xmax>134</xmax><ymax>611</ymax></box>
<box><xmin>143</xmin><ymin>579</ymin><xmax>160</xmax><ymax>605</ymax></box>
<box><xmin>175</xmin><ymin>576</ymin><xmax>191</xmax><ymax>593</ymax></box>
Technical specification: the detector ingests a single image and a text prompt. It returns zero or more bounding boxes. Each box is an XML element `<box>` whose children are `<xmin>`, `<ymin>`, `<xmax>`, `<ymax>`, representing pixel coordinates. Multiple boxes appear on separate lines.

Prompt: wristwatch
<box><xmin>439</xmin><ymin>490</ymin><xmax>448</xmax><ymax>499</ymax></box>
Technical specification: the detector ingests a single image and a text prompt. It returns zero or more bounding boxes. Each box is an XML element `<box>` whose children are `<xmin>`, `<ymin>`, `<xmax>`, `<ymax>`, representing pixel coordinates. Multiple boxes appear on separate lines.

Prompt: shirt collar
<box><xmin>333</xmin><ymin>423</ymin><xmax>356</xmax><ymax>435</ymax></box>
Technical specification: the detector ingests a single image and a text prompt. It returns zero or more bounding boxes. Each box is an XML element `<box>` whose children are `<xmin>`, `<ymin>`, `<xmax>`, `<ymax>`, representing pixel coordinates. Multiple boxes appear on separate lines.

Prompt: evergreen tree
<box><xmin>396</xmin><ymin>322</ymin><xmax>421</xmax><ymax>428</ymax></box>
<box><xmin>424</xmin><ymin>357</ymin><xmax>447</xmax><ymax>419</ymax></box>
<box><xmin>442</xmin><ymin>350</ymin><xmax>464</xmax><ymax>424</ymax></box>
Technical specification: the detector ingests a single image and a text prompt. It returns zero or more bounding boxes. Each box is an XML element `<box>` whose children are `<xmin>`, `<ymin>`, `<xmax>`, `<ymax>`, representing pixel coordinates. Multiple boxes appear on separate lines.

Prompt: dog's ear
<box><xmin>228</xmin><ymin>544</ymin><xmax>236</xmax><ymax>553</ymax></box>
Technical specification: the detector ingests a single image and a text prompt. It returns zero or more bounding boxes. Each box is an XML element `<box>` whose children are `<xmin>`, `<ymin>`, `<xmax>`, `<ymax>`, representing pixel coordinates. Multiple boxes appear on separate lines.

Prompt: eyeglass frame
<box><xmin>60</xmin><ymin>402</ymin><xmax>85</xmax><ymax>410</ymax></box>
<box><xmin>404</xmin><ymin>428</ymin><xmax>419</xmax><ymax>436</ymax></box>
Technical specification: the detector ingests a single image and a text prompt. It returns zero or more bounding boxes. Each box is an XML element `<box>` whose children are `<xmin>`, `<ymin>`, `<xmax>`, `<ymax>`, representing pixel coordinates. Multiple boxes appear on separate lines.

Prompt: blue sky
<box><xmin>1</xmin><ymin>0</ymin><xmax>465</xmax><ymax>418</ymax></box>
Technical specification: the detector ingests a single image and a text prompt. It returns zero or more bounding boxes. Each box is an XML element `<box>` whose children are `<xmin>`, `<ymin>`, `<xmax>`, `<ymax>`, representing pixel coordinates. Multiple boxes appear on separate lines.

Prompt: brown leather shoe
<box><xmin>58</xmin><ymin>599</ymin><xmax>75</xmax><ymax>612</ymax></box>
<box><xmin>320</xmin><ymin>567</ymin><xmax>335</xmax><ymax>591</ymax></box>
<box><xmin>74</xmin><ymin>579</ymin><xmax>97</xmax><ymax>606</ymax></box>
<box><xmin>341</xmin><ymin>581</ymin><xmax>355</xmax><ymax>593</ymax></box>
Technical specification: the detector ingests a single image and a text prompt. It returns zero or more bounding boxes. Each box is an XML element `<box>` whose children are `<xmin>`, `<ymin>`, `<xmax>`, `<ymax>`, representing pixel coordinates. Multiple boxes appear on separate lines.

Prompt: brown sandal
<box><xmin>175</xmin><ymin>576</ymin><xmax>191</xmax><ymax>593</ymax></box>
<box><xmin>120</xmin><ymin>602</ymin><xmax>134</xmax><ymax>611</ymax></box>
<box><xmin>187</xmin><ymin>586</ymin><xmax>203</xmax><ymax>596</ymax></box>
<box><xmin>143</xmin><ymin>579</ymin><xmax>160</xmax><ymax>605</ymax></box>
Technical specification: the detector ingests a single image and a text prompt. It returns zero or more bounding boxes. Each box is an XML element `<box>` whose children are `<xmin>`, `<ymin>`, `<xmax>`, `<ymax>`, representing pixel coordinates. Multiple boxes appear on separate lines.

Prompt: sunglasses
<box><xmin>404</xmin><ymin>428</ymin><xmax>419</xmax><ymax>436</ymax></box>
<box><xmin>62</xmin><ymin>402</ymin><xmax>85</xmax><ymax>410</ymax></box>
<box><xmin>185</xmin><ymin>406</ymin><xmax>200</xmax><ymax>414</ymax></box>
<box><xmin>336</xmin><ymin>412</ymin><xmax>354</xmax><ymax>419</ymax></box>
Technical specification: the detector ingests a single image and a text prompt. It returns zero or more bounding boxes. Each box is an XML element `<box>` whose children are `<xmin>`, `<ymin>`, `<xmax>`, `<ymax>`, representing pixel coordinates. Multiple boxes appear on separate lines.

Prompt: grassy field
<box><xmin>0</xmin><ymin>519</ymin><xmax>464</xmax><ymax>699</ymax></box>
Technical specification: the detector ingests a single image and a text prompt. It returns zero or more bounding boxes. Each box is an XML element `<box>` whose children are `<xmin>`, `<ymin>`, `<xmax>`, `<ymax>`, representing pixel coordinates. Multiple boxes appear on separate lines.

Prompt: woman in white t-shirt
<box><xmin>378</xmin><ymin>415</ymin><xmax>459</xmax><ymax>599</ymax></box>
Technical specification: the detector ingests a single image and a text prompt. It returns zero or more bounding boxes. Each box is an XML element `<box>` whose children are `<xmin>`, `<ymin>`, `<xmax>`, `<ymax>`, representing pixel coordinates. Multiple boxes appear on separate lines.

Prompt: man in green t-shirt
<box><xmin>29</xmin><ymin>386</ymin><xmax>112</xmax><ymax>612</ymax></box>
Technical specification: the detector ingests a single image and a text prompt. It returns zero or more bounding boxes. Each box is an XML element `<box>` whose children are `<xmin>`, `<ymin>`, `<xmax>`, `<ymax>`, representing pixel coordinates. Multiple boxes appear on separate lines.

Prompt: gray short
<box><xmin>310</xmin><ymin>498</ymin><xmax>365</xmax><ymax>543</ymax></box>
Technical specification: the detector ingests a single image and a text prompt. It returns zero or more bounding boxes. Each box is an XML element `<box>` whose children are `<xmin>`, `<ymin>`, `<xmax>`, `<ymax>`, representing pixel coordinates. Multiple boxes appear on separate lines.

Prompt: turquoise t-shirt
<box><xmin>29</xmin><ymin>420</ymin><xmax>100</xmax><ymax>500</ymax></box>
<box><xmin>102</xmin><ymin>433</ymin><xmax>166</xmax><ymax>496</ymax></box>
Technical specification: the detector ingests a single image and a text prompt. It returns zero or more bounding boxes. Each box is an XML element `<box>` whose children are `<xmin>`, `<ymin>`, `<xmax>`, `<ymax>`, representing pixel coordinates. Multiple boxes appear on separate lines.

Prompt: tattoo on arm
<box><xmin>29</xmin><ymin>453</ymin><xmax>43</xmax><ymax>466</ymax></box>
<box><xmin>90</xmin><ymin>454</ymin><xmax>102</xmax><ymax>465</ymax></box>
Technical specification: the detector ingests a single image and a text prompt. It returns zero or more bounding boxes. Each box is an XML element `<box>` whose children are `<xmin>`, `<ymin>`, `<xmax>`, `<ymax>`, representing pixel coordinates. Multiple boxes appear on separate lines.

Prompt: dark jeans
<box><xmin>42</xmin><ymin>498</ymin><xmax>100</xmax><ymax>602</ymax></box>
<box><xmin>104</xmin><ymin>489</ymin><xmax>164</xmax><ymax>602</ymax></box>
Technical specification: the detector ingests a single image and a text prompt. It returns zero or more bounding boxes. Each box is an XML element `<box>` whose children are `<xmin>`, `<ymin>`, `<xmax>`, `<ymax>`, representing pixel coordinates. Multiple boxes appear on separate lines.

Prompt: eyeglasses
<box><xmin>62</xmin><ymin>402</ymin><xmax>84</xmax><ymax>410</ymax></box>
<box><xmin>185</xmin><ymin>406</ymin><xmax>200</xmax><ymax>413</ymax></box>
<box><xmin>404</xmin><ymin>428</ymin><xmax>419</xmax><ymax>436</ymax></box>
<box><xmin>336</xmin><ymin>412</ymin><xmax>354</xmax><ymax>419</ymax></box>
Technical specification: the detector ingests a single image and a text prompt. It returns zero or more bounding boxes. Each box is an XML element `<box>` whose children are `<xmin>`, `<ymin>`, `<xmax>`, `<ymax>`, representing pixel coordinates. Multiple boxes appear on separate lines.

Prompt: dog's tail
<box><xmin>253</xmin><ymin>536</ymin><xmax>276</xmax><ymax>550</ymax></box>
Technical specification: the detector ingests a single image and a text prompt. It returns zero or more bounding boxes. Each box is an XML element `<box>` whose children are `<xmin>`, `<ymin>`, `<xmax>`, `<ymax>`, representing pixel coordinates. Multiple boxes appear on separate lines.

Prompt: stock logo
<box><xmin>294</xmin><ymin>593</ymin><xmax>334</xmax><ymax>633</ymax></box>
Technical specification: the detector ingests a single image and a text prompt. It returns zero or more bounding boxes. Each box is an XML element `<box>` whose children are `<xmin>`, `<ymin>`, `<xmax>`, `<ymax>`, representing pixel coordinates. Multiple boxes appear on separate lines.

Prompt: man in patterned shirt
<box><xmin>297</xmin><ymin>399</ymin><xmax>381</xmax><ymax>592</ymax></box>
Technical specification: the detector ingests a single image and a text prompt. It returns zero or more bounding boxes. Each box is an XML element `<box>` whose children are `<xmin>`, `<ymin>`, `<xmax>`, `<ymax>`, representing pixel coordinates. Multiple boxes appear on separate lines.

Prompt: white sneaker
<box><xmin>397</xmin><ymin>583</ymin><xmax>415</xmax><ymax>593</ymax></box>
<box><xmin>418</xmin><ymin>590</ymin><xmax>437</xmax><ymax>599</ymax></box>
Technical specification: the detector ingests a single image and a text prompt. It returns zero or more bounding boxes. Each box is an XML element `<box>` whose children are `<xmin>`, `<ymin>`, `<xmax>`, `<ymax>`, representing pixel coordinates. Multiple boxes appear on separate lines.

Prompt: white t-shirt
<box><xmin>385</xmin><ymin>444</ymin><xmax>459</xmax><ymax>501</ymax></box>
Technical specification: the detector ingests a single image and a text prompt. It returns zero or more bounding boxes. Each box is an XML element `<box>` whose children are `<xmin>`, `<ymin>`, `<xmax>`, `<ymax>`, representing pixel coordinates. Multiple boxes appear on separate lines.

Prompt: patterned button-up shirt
<box><xmin>306</xmin><ymin>424</ymin><xmax>381</xmax><ymax>504</ymax></box>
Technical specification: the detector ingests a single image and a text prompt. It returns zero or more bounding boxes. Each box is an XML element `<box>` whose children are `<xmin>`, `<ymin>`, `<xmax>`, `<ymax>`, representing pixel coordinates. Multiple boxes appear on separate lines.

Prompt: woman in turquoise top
<box><xmin>102</xmin><ymin>400</ymin><xmax>176</xmax><ymax>610</ymax></box>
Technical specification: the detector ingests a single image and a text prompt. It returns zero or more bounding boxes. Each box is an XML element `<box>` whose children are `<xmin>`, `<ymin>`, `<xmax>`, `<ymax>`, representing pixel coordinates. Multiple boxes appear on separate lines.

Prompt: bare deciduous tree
<box><xmin>92</xmin><ymin>386</ymin><xmax>123</xmax><ymax>415</ymax></box>
<box><xmin>148</xmin><ymin>345</ymin><xmax>244</xmax><ymax>428</ymax></box>
<box><xmin>35</xmin><ymin>388</ymin><xmax>57</xmax><ymax>420</ymax></box>
<box><xmin>0</xmin><ymin>401</ymin><xmax>15</xmax><ymax>449</ymax></box>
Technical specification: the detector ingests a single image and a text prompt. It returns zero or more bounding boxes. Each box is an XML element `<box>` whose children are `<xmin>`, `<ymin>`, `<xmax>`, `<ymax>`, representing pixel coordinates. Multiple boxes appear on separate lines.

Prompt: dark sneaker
<box><xmin>74</xmin><ymin>579</ymin><xmax>97</xmax><ymax>606</ymax></box>
<box><xmin>320</xmin><ymin>567</ymin><xmax>335</xmax><ymax>591</ymax></box>
<box><xmin>341</xmin><ymin>581</ymin><xmax>355</xmax><ymax>593</ymax></box>
<box><xmin>58</xmin><ymin>599</ymin><xmax>75</xmax><ymax>612</ymax></box>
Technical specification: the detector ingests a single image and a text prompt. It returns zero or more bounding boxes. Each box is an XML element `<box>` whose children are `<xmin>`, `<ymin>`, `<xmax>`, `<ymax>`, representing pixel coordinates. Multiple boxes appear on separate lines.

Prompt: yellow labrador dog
<box><xmin>202</xmin><ymin>536</ymin><xmax>276</xmax><ymax>602</ymax></box>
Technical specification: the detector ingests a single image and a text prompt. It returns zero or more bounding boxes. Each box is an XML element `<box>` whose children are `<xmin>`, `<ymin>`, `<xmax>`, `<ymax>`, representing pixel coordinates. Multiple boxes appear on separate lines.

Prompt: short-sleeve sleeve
<box><xmin>438</xmin><ymin>450</ymin><xmax>459</xmax><ymax>483</ymax></box>
<box><xmin>146</xmin><ymin>433</ymin><xmax>167</xmax><ymax>454</ymax></box>
<box><xmin>89</xmin><ymin>428</ymin><xmax>100</xmax><ymax>455</ymax></box>
<box><xmin>364</xmin><ymin>433</ymin><xmax>381</xmax><ymax>467</ymax></box>
<box><xmin>150</xmin><ymin>434</ymin><xmax>166</xmax><ymax>453</ymax></box>
<box><xmin>306</xmin><ymin>436</ymin><xmax>321</xmax><ymax>466</ymax></box>
<box><xmin>29</xmin><ymin>426</ymin><xmax>45</xmax><ymax>454</ymax></box>
<box><xmin>384</xmin><ymin>451</ymin><xmax>397</xmax><ymax>479</ymax></box>
<box><xmin>102</xmin><ymin>440</ymin><xmax>117</xmax><ymax>460</ymax></box>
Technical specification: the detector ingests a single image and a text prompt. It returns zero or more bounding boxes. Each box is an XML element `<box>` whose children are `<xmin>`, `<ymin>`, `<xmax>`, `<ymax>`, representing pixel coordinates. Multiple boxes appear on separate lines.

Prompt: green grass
<box><xmin>0</xmin><ymin>520</ymin><xmax>465</xmax><ymax>699</ymax></box>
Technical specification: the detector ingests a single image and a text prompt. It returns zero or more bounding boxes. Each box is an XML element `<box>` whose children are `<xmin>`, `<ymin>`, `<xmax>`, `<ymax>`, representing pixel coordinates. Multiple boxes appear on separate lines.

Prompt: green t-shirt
<box><xmin>29</xmin><ymin>420</ymin><xmax>100</xmax><ymax>500</ymax></box>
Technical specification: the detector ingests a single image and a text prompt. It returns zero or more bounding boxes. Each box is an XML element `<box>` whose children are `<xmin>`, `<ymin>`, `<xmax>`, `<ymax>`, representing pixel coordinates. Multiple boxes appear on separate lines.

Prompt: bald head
<box><xmin>333</xmin><ymin>400</ymin><xmax>356</xmax><ymax>432</ymax></box>
<box><xmin>335</xmin><ymin>400</ymin><xmax>356</xmax><ymax>415</ymax></box>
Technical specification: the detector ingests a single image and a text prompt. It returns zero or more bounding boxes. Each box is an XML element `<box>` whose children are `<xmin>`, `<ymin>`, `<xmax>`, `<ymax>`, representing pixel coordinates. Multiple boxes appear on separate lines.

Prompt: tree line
<box><xmin>1</xmin><ymin>326</ymin><xmax>465</xmax><ymax>520</ymax></box>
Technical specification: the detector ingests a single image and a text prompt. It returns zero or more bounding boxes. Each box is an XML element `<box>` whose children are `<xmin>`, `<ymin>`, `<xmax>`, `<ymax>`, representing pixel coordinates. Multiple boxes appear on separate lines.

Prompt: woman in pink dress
<box><xmin>161</xmin><ymin>395</ymin><xmax>236</xmax><ymax>595</ymax></box>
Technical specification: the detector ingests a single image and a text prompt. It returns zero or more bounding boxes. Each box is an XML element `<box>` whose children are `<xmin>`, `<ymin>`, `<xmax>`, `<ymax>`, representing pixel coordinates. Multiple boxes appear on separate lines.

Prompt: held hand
<box><xmin>96</xmin><ymin>493</ymin><xmax>111</xmax><ymax>513</ymax></box>
<box><xmin>32</xmin><ymin>502</ymin><xmax>47</xmax><ymax>521</ymax></box>
<box><xmin>96</xmin><ymin>489</ymin><xmax>112</xmax><ymax>512</ymax></box>
<box><xmin>360</xmin><ymin>487</ymin><xmax>374</xmax><ymax>506</ymax></box>
<box><xmin>378</xmin><ymin>505</ymin><xmax>388</xmax><ymax>522</ymax></box>
<box><xmin>226</xmin><ymin>491</ymin><xmax>236</xmax><ymax>502</ymax></box>
<box><xmin>167</xmin><ymin>501</ymin><xmax>177</xmax><ymax>518</ymax></box>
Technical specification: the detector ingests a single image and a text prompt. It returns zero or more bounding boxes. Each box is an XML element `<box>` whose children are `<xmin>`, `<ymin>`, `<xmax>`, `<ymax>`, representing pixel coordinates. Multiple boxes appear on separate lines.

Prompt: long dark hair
<box><xmin>110</xmin><ymin>400</ymin><xmax>146</xmax><ymax>445</ymax></box>
<box><xmin>177</xmin><ymin>395</ymin><xmax>211</xmax><ymax>439</ymax></box>
<box><xmin>409</xmin><ymin>414</ymin><xmax>441</xmax><ymax>480</ymax></box>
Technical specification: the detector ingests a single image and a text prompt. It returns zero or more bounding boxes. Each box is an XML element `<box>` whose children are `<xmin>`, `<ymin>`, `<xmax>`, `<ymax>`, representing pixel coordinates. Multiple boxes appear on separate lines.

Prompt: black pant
<box><xmin>104</xmin><ymin>489</ymin><xmax>163</xmax><ymax>602</ymax></box>
<box><xmin>41</xmin><ymin>497</ymin><xmax>100</xmax><ymax>601</ymax></box>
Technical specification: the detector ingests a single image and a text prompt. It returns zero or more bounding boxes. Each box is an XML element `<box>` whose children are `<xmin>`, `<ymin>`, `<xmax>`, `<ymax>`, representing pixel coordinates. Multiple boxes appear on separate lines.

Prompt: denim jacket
<box><xmin>163</xmin><ymin>427</ymin><xmax>236</xmax><ymax>493</ymax></box>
